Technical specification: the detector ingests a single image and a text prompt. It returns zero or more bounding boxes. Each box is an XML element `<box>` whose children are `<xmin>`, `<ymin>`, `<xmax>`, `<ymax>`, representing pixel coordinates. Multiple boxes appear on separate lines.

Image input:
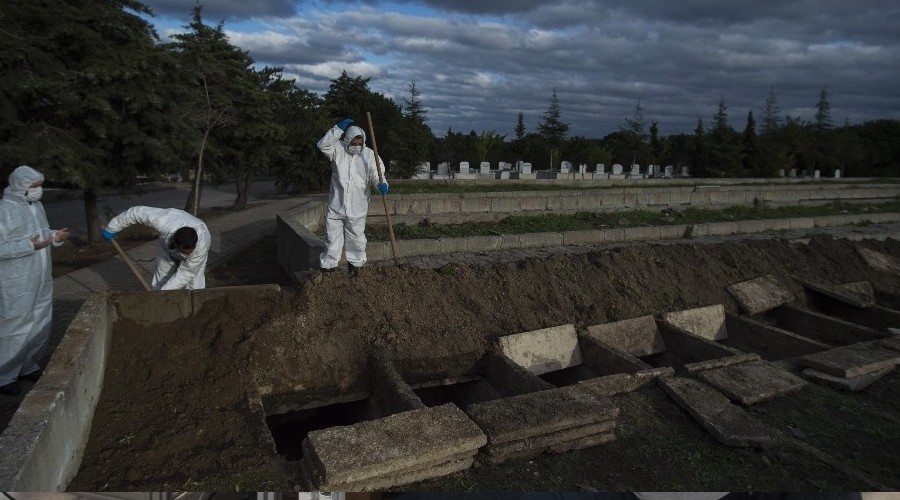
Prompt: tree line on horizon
<box><xmin>2</xmin><ymin>1</ymin><xmax>899</xmax><ymax>242</ymax></box>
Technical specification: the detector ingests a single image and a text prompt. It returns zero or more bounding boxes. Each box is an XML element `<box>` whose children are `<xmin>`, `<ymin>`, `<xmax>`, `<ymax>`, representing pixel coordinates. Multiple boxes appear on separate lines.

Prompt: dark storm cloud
<box><xmin>142</xmin><ymin>0</ymin><xmax>900</xmax><ymax>137</ymax></box>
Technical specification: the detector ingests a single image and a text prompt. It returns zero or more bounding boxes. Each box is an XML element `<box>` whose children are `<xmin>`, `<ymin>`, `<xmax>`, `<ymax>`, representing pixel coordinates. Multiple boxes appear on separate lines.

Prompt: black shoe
<box><xmin>0</xmin><ymin>381</ymin><xmax>21</xmax><ymax>396</ymax></box>
<box><xmin>348</xmin><ymin>264</ymin><xmax>361</xmax><ymax>276</ymax></box>
<box><xmin>19</xmin><ymin>369</ymin><xmax>43</xmax><ymax>382</ymax></box>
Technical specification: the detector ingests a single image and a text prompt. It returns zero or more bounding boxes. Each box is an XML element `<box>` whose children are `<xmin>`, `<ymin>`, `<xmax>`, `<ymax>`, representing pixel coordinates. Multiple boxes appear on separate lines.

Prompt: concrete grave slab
<box><xmin>662</xmin><ymin>304</ymin><xmax>728</xmax><ymax>341</ymax></box>
<box><xmin>659</xmin><ymin>377</ymin><xmax>781</xmax><ymax>448</ymax></box>
<box><xmin>464</xmin><ymin>385</ymin><xmax>618</xmax><ymax>445</ymax></box>
<box><xmin>697</xmin><ymin>360</ymin><xmax>807</xmax><ymax>405</ymax></box>
<box><xmin>801</xmin><ymin>366</ymin><xmax>894</xmax><ymax>392</ymax></box>
<box><xmin>799</xmin><ymin>341</ymin><xmax>900</xmax><ymax>378</ymax></box>
<box><xmin>577</xmin><ymin>369</ymin><xmax>673</xmax><ymax>398</ymax></box>
<box><xmin>800</xmin><ymin>279</ymin><xmax>875</xmax><ymax>308</ymax></box>
<box><xmin>482</xmin><ymin>430</ymin><xmax>616</xmax><ymax>465</ymax></box>
<box><xmin>485</xmin><ymin>419</ymin><xmax>616</xmax><ymax>458</ymax></box>
<box><xmin>856</xmin><ymin>246</ymin><xmax>900</xmax><ymax>274</ymax></box>
<box><xmin>497</xmin><ymin>324</ymin><xmax>583</xmax><ymax>375</ymax></box>
<box><xmin>302</xmin><ymin>403</ymin><xmax>485</xmax><ymax>489</ymax></box>
<box><xmin>727</xmin><ymin>274</ymin><xmax>795</xmax><ymax>315</ymax></box>
<box><xmin>683</xmin><ymin>353</ymin><xmax>760</xmax><ymax>375</ymax></box>
<box><xmin>585</xmin><ymin>315</ymin><xmax>666</xmax><ymax>357</ymax></box>
<box><xmin>876</xmin><ymin>335</ymin><xmax>900</xmax><ymax>352</ymax></box>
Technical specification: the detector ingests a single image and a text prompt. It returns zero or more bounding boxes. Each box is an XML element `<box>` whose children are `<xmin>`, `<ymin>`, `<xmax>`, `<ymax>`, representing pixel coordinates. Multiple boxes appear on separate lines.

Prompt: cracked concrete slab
<box><xmin>697</xmin><ymin>359</ymin><xmax>807</xmax><ymax>405</ymax></box>
<box><xmin>497</xmin><ymin>324</ymin><xmax>583</xmax><ymax>375</ymax></box>
<box><xmin>585</xmin><ymin>315</ymin><xmax>666</xmax><ymax>356</ymax></box>
<box><xmin>659</xmin><ymin>376</ymin><xmax>782</xmax><ymax>448</ymax></box>
<box><xmin>662</xmin><ymin>304</ymin><xmax>728</xmax><ymax>341</ymax></box>
<box><xmin>727</xmin><ymin>274</ymin><xmax>796</xmax><ymax>315</ymax></box>
<box><xmin>801</xmin><ymin>366</ymin><xmax>895</xmax><ymax>391</ymax></box>
<box><xmin>799</xmin><ymin>340</ymin><xmax>900</xmax><ymax>378</ymax></box>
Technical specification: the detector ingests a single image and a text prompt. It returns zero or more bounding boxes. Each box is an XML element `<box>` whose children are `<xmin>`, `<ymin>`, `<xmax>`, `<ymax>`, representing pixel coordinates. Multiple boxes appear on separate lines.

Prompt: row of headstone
<box><xmin>786</xmin><ymin>168</ymin><xmax>839</xmax><ymax>179</ymax></box>
<box><xmin>411</xmin><ymin>160</ymin><xmax>688</xmax><ymax>179</ymax></box>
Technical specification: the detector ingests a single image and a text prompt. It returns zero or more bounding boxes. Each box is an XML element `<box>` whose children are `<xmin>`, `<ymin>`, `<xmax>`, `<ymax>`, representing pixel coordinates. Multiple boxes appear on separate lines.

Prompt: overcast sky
<box><xmin>140</xmin><ymin>0</ymin><xmax>900</xmax><ymax>138</ymax></box>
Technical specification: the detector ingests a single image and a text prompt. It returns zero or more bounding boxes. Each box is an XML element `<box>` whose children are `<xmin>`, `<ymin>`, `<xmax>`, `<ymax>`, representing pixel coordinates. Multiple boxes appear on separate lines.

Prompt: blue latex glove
<box><xmin>101</xmin><ymin>228</ymin><xmax>117</xmax><ymax>241</ymax></box>
<box><xmin>337</xmin><ymin>118</ymin><xmax>354</xmax><ymax>131</ymax></box>
<box><xmin>378</xmin><ymin>182</ymin><xmax>389</xmax><ymax>195</ymax></box>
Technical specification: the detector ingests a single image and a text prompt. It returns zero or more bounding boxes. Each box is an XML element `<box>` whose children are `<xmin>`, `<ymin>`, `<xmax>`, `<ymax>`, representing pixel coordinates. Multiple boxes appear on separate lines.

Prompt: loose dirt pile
<box><xmin>68</xmin><ymin>234</ymin><xmax>900</xmax><ymax>491</ymax></box>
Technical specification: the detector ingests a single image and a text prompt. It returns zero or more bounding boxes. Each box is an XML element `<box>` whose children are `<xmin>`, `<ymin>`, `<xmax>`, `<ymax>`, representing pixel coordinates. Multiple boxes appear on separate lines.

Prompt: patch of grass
<box><xmin>366</xmin><ymin>201</ymin><xmax>900</xmax><ymax>241</ymax></box>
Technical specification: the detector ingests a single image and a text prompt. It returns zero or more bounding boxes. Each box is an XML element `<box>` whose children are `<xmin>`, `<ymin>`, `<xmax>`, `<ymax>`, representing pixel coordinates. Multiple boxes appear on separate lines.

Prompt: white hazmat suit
<box><xmin>317</xmin><ymin>124</ymin><xmax>387</xmax><ymax>270</ymax></box>
<box><xmin>105</xmin><ymin>206</ymin><xmax>211</xmax><ymax>290</ymax></box>
<box><xmin>0</xmin><ymin>166</ymin><xmax>64</xmax><ymax>388</ymax></box>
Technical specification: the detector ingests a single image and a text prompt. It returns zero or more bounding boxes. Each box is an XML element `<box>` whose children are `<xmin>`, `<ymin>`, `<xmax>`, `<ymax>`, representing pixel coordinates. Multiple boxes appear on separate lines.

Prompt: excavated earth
<box><xmin>68</xmin><ymin>234</ymin><xmax>900</xmax><ymax>492</ymax></box>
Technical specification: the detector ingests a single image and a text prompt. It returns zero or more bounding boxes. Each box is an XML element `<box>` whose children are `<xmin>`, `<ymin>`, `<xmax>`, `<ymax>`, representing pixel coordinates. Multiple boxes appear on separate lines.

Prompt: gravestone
<box><xmin>813</xmin><ymin>170</ymin><xmax>820</xmax><ymax>179</ymax></box>
<box><xmin>778</xmin><ymin>169</ymin><xmax>785</xmax><ymax>177</ymax></box>
<box><xmin>597</xmin><ymin>164</ymin><xmax>605</xmax><ymax>174</ymax></box>
<box><xmin>579</xmin><ymin>163</ymin><xmax>587</xmax><ymax>174</ymax></box>
<box><xmin>521</xmin><ymin>162</ymin><xmax>532</xmax><ymax>174</ymax></box>
<box><xmin>500</xmin><ymin>171</ymin><xmax>511</xmax><ymax>179</ymax></box>
<box><xmin>437</xmin><ymin>162</ymin><xmax>449</xmax><ymax>175</ymax></box>
<box><xmin>612</xmin><ymin>164</ymin><xmax>624</xmax><ymax>175</ymax></box>
<box><xmin>834</xmin><ymin>169</ymin><xmax>841</xmax><ymax>178</ymax></box>
<box><xmin>629</xmin><ymin>164</ymin><xmax>640</xmax><ymax>177</ymax></box>
<box><xmin>480</xmin><ymin>162</ymin><xmax>491</xmax><ymax>174</ymax></box>
<box><xmin>560</xmin><ymin>161</ymin><xmax>572</xmax><ymax>173</ymax></box>
<box><xmin>664</xmin><ymin>165</ymin><xmax>673</xmax><ymax>178</ymax></box>
<box><xmin>681</xmin><ymin>166</ymin><xmax>689</xmax><ymax>176</ymax></box>
<box><xmin>459</xmin><ymin>161</ymin><xmax>469</xmax><ymax>173</ymax></box>
<box><xmin>789</xmin><ymin>168</ymin><xmax>797</xmax><ymax>178</ymax></box>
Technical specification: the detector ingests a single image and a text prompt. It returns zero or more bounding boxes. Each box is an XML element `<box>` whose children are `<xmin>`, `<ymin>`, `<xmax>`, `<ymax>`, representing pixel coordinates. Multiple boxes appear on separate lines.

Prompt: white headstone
<box><xmin>459</xmin><ymin>161</ymin><xmax>469</xmax><ymax>173</ymax></box>
<box><xmin>500</xmin><ymin>171</ymin><xmax>510</xmax><ymax>179</ymax></box>
<box><xmin>414</xmin><ymin>161</ymin><xmax>430</xmax><ymax>180</ymax></box>
<box><xmin>654</xmin><ymin>165</ymin><xmax>662</xmax><ymax>177</ymax></box>
<box><xmin>521</xmin><ymin>162</ymin><xmax>532</xmax><ymax>174</ymax></box>
<box><xmin>612</xmin><ymin>164</ymin><xmax>624</xmax><ymax>175</ymax></box>
<box><xmin>664</xmin><ymin>165</ymin><xmax>673</xmax><ymax>178</ymax></box>
<box><xmin>630</xmin><ymin>164</ymin><xmax>640</xmax><ymax>176</ymax></box>
<box><xmin>789</xmin><ymin>168</ymin><xmax>797</xmax><ymax>178</ymax></box>
<box><xmin>480</xmin><ymin>161</ymin><xmax>491</xmax><ymax>174</ymax></box>
<box><xmin>597</xmin><ymin>164</ymin><xmax>605</xmax><ymax>174</ymax></box>
<box><xmin>778</xmin><ymin>169</ymin><xmax>785</xmax><ymax>177</ymax></box>
<box><xmin>560</xmin><ymin>161</ymin><xmax>572</xmax><ymax>173</ymax></box>
<box><xmin>834</xmin><ymin>169</ymin><xmax>841</xmax><ymax>178</ymax></box>
<box><xmin>681</xmin><ymin>166</ymin><xmax>689</xmax><ymax>176</ymax></box>
<box><xmin>579</xmin><ymin>163</ymin><xmax>587</xmax><ymax>174</ymax></box>
<box><xmin>437</xmin><ymin>162</ymin><xmax>449</xmax><ymax>175</ymax></box>
<box><xmin>814</xmin><ymin>169</ymin><xmax>820</xmax><ymax>179</ymax></box>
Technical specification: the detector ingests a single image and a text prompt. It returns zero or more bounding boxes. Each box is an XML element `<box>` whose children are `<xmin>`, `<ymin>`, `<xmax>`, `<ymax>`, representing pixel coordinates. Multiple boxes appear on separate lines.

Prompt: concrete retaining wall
<box><xmin>370</xmin><ymin>182</ymin><xmax>900</xmax><ymax>219</ymax></box>
<box><xmin>365</xmin><ymin>212</ymin><xmax>900</xmax><ymax>262</ymax></box>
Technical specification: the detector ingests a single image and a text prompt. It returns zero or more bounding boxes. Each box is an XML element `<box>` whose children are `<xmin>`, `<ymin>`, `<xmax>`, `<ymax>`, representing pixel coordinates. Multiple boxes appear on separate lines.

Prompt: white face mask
<box><xmin>347</xmin><ymin>145</ymin><xmax>363</xmax><ymax>156</ymax></box>
<box><xmin>25</xmin><ymin>187</ymin><xmax>43</xmax><ymax>202</ymax></box>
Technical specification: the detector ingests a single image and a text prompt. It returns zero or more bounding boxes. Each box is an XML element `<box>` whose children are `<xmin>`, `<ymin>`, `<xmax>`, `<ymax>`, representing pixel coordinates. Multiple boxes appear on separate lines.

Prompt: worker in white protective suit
<box><xmin>0</xmin><ymin>165</ymin><xmax>70</xmax><ymax>396</ymax></box>
<box><xmin>101</xmin><ymin>206</ymin><xmax>210</xmax><ymax>290</ymax></box>
<box><xmin>317</xmin><ymin>118</ymin><xmax>388</xmax><ymax>275</ymax></box>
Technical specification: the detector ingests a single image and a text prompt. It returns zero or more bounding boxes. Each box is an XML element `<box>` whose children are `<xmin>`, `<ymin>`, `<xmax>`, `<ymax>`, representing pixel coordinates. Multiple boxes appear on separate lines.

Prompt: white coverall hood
<box><xmin>340</xmin><ymin>125</ymin><xmax>366</xmax><ymax>153</ymax></box>
<box><xmin>3</xmin><ymin>165</ymin><xmax>44</xmax><ymax>203</ymax></box>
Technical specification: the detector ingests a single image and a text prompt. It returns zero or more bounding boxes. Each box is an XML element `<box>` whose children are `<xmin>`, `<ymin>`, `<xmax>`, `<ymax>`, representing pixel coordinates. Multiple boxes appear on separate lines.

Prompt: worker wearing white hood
<box><xmin>0</xmin><ymin>165</ymin><xmax>69</xmax><ymax>395</ymax></box>
<box><xmin>317</xmin><ymin>118</ymin><xmax>388</xmax><ymax>274</ymax></box>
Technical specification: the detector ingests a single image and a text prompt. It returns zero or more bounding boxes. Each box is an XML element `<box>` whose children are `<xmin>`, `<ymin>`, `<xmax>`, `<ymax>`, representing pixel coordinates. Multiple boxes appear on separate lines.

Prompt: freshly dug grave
<box><xmin>68</xmin><ymin>234</ymin><xmax>900</xmax><ymax>491</ymax></box>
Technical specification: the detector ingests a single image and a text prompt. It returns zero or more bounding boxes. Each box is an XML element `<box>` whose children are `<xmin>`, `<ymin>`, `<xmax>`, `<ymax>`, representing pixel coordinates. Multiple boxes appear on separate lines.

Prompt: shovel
<box><xmin>110</xmin><ymin>238</ymin><xmax>152</xmax><ymax>291</ymax></box>
<box><xmin>365</xmin><ymin>111</ymin><xmax>401</xmax><ymax>265</ymax></box>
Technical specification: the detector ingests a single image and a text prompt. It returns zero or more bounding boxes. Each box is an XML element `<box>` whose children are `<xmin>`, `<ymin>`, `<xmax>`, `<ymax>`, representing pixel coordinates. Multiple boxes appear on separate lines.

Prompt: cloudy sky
<box><xmin>140</xmin><ymin>0</ymin><xmax>900</xmax><ymax>138</ymax></box>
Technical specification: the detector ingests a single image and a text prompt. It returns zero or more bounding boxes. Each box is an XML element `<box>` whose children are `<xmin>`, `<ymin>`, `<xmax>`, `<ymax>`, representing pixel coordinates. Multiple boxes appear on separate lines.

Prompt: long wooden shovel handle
<box><xmin>365</xmin><ymin>112</ymin><xmax>400</xmax><ymax>264</ymax></box>
<box><xmin>110</xmin><ymin>238</ymin><xmax>152</xmax><ymax>291</ymax></box>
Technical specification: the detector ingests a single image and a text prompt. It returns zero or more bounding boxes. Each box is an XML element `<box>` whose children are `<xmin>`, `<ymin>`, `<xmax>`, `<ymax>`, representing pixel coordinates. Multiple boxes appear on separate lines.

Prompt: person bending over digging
<box><xmin>317</xmin><ymin>118</ymin><xmax>388</xmax><ymax>276</ymax></box>
<box><xmin>102</xmin><ymin>206</ymin><xmax>210</xmax><ymax>290</ymax></box>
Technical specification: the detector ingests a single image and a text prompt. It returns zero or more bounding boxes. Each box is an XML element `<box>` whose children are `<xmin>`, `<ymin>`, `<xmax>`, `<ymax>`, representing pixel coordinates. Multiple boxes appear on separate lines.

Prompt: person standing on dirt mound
<box><xmin>101</xmin><ymin>206</ymin><xmax>210</xmax><ymax>290</ymax></box>
<box><xmin>0</xmin><ymin>165</ymin><xmax>70</xmax><ymax>396</ymax></box>
<box><xmin>317</xmin><ymin>118</ymin><xmax>388</xmax><ymax>276</ymax></box>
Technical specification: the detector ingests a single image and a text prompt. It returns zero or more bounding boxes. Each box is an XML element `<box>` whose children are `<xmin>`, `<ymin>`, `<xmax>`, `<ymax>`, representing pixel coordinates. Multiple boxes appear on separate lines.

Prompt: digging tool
<box><xmin>110</xmin><ymin>238</ymin><xmax>152</xmax><ymax>291</ymax></box>
<box><xmin>365</xmin><ymin>111</ymin><xmax>401</xmax><ymax>265</ymax></box>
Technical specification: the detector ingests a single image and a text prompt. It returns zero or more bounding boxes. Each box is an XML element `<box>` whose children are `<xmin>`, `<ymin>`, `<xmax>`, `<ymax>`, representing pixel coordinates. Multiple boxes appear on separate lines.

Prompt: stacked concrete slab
<box><xmin>298</xmin><ymin>403</ymin><xmax>486</xmax><ymax>491</ymax></box>
<box><xmin>465</xmin><ymin>385</ymin><xmax>618</xmax><ymax>464</ymax></box>
<box><xmin>469</xmin><ymin>324</ymin><xmax>620</xmax><ymax>464</ymax></box>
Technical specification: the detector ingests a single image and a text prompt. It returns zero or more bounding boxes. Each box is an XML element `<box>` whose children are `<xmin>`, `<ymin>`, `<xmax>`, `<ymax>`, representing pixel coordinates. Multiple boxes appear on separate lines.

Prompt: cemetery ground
<box><xmin>64</xmin><ymin>225</ymin><xmax>900</xmax><ymax>492</ymax></box>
